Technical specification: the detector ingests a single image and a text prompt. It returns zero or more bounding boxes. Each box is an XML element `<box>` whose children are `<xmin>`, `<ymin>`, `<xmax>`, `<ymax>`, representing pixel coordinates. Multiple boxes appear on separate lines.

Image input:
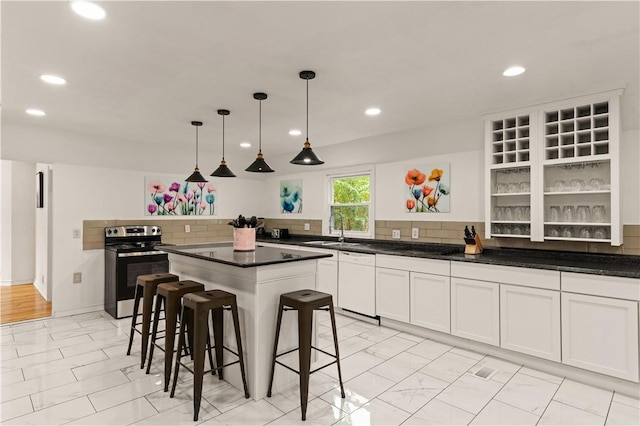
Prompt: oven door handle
<box><xmin>117</xmin><ymin>251</ymin><xmax>167</xmax><ymax>258</ymax></box>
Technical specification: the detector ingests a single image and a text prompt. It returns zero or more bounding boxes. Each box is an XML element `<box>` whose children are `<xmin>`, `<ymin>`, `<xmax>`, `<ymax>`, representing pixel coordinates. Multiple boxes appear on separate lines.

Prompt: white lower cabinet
<box><xmin>317</xmin><ymin>258</ymin><xmax>338</xmax><ymax>306</ymax></box>
<box><xmin>561</xmin><ymin>292</ymin><xmax>639</xmax><ymax>381</ymax></box>
<box><xmin>451</xmin><ymin>277</ymin><xmax>500</xmax><ymax>346</ymax></box>
<box><xmin>375</xmin><ymin>267</ymin><xmax>410</xmax><ymax>322</ymax></box>
<box><xmin>410</xmin><ymin>272</ymin><xmax>450</xmax><ymax>333</ymax></box>
<box><xmin>500</xmin><ymin>284</ymin><xmax>560</xmax><ymax>361</ymax></box>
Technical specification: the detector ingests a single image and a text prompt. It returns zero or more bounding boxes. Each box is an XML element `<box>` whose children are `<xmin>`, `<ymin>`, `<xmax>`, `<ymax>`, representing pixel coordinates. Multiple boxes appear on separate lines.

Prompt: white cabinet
<box><xmin>485</xmin><ymin>89</ymin><xmax>623</xmax><ymax>245</ymax></box>
<box><xmin>375</xmin><ymin>267</ymin><xmax>410</xmax><ymax>322</ymax></box>
<box><xmin>500</xmin><ymin>285</ymin><xmax>560</xmax><ymax>361</ymax></box>
<box><xmin>338</xmin><ymin>251</ymin><xmax>376</xmax><ymax>317</ymax></box>
<box><xmin>317</xmin><ymin>258</ymin><xmax>338</xmax><ymax>306</ymax></box>
<box><xmin>561</xmin><ymin>292</ymin><xmax>639</xmax><ymax>382</ymax></box>
<box><xmin>410</xmin><ymin>272</ymin><xmax>450</xmax><ymax>333</ymax></box>
<box><xmin>450</xmin><ymin>277</ymin><xmax>500</xmax><ymax>346</ymax></box>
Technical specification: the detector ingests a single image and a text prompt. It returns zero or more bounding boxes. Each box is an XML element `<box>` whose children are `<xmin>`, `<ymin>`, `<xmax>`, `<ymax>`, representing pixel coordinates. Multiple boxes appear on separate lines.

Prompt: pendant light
<box><xmin>290</xmin><ymin>70</ymin><xmax>324</xmax><ymax>165</ymax></box>
<box><xmin>185</xmin><ymin>121</ymin><xmax>207</xmax><ymax>182</ymax></box>
<box><xmin>211</xmin><ymin>109</ymin><xmax>236</xmax><ymax>177</ymax></box>
<box><xmin>245</xmin><ymin>92</ymin><xmax>275</xmax><ymax>173</ymax></box>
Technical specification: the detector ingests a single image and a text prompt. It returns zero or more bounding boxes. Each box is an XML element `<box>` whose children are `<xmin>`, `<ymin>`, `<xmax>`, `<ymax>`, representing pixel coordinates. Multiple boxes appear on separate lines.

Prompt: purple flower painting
<box><xmin>144</xmin><ymin>177</ymin><xmax>217</xmax><ymax>216</ymax></box>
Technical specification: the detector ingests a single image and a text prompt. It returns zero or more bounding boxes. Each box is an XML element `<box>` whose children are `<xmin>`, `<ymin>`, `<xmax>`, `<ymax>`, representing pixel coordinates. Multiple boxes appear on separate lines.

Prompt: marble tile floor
<box><xmin>1</xmin><ymin>310</ymin><xmax>638</xmax><ymax>425</ymax></box>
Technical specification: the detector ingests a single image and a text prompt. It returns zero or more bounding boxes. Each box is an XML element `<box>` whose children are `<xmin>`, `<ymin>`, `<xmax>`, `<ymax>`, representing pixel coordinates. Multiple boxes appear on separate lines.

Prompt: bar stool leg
<box><xmin>192</xmin><ymin>305</ymin><xmax>209</xmax><ymax>422</ymax></box>
<box><xmin>267</xmin><ymin>298</ymin><xmax>285</xmax><ymax>398</ymax></box>
<box><xmin>146</xmin><ymin>294</ymin><xmax>164</xmax><ymax>374</ymax></box>
<box><xmin>162</xmin><ymin>294</ymin><xmax>179</xmax><ymax>391</ymax></box>
<box><xmin>297</xmin><ymin>305</ymin><xmax>313</xmax><ymax>421</ymax></box>
<box><xmin>126</xmin><ymin>285</ymin><xmax>142</xmax><ymax>356</ymax></box>
<box><xmin>140</xmin><ymin>287</ymin><xmax>155</xmax><ymax>369</ymax></box>
<box><xmin>211</xmin><ymin>307</ymin><xmax>224</xmax><ymax>380</ymax></box>
<box><xmin>231</xmin><ymin>302</ymin><xmax>250</xmax><ymax>398</ymax></box>
<box><xmin>329</xmin><ymin>304</ymin><xmax>346</xmax><ymax>398</ymax></box>
<box><xmin>170</xmin><ymin>304</ymin><xmax>187</xmax><ymax>398</ymax></box>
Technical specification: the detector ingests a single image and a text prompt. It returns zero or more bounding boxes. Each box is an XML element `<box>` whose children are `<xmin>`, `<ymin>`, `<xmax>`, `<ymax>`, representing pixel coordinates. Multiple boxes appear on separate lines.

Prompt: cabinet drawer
<box><xmin>451</xmin><ymin>262</ymin><xmax>560</xmax><ymax>290</ymax></box>
<box><xmin>376</xmin><ymin>254</ymin><xmax>449</xmax><ymax>276</ymax></box>
<box><xmin>562</xmin><ymin>272</ymin><xmax>640</xmax><ymax>301</ymax></box>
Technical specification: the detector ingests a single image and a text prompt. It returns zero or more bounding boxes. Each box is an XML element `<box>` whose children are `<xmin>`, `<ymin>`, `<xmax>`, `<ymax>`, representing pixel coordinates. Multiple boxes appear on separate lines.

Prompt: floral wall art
<box><xmin>280</xmin><ymin>179</ymin><xmax>302</xmax><ymax>213</ymax></box>
<box><xmin>145</xmin><ymin>177</ymin><xmax>217</xmax><ymax>216</ymax></box>
<box><xmin>404</xmin><ymin>164</ymin><xmax>451</xmax><ymax>213</ymax></box>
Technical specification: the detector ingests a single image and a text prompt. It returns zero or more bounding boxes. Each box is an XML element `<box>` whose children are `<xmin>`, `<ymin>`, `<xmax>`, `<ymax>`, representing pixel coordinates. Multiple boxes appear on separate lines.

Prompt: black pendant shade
<box><xmin>185</xmin><ymin>121</ymin><xmax>208</xmax><ymax>182</ymax></box>
<box><xmin>291</xmin><ymin>70</ymin><xmax>324</xmax><ymax>165</ymax></box>
<box><xmin>211</xmin><ymin>109</ymin><xmax>236</xmax><ymax>178</ymax></box>
<box><xmin>246</xmin><ymin>92</ymin><xmax>275</xmax><ymax>173</ymax></box>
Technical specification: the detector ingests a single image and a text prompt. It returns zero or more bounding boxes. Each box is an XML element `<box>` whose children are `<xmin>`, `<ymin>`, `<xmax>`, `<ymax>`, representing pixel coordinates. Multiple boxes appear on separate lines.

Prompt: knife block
<box><xmin>464</xmin><ymin>235</ymin><xmax>483</xmax><ymax>255</ymax></box>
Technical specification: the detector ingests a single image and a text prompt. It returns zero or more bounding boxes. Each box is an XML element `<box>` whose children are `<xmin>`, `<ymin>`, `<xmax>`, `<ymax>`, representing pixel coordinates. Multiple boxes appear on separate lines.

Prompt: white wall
<box><xmin>50</xmin><ymin>163</ymin><xmax>259</xmax><ymax>316</ymax></box>
<box><xmin>0</xmin><ymin>161</ymin><xmax>12</xmax><ymax>284</ymax></box>
<box><xmin>620</xmin><ymin>129</ymin><xmax>640</xmax><ymax>224</ymax></box>
<box><xmin>0</xmin><ymin>160</ymin><xmax>36</xmax><ymax>285</ymax></box>
<box><xmin>34</xmin><ymin>164</ymin><xmax>51</xmax><ymax>300</ymax></box>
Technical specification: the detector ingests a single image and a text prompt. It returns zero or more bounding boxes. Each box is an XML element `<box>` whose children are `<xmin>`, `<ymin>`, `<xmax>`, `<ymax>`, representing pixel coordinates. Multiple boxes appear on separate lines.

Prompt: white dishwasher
<box><xmin>338</xmin><ymin>251</ymin><xmax>376</xmax><ymax>317</ymax></box>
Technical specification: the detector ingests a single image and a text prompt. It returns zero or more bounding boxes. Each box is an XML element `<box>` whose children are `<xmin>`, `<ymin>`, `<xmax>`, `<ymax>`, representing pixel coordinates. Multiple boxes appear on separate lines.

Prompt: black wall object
<box><xmin>36</xmin><ymin>171</ymin><xmax>44</xmax><ymax>208</ymax></box>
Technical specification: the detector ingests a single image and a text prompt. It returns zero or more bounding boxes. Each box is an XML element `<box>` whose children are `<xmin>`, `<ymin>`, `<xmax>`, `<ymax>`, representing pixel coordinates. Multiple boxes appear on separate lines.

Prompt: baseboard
<box><xmin>53</xmin><ymin>304</ymin><xmax>104</xmax><ymax>318</ymax></box>
<box><xmin>0</xmin><ymin>280</ymin><xmax>32</xmax><ymax>286</ymax></box>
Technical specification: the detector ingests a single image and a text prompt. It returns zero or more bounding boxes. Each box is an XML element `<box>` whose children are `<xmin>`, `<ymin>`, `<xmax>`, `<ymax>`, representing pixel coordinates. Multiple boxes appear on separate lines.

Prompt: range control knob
<box><xmin>107</xmin><ymin>229</ymin><xmax>112</xmax><ymax>235</ymax></box>
<box><xmin>113</xmin><ymin>229</ymin><xmax>118</xmax><ymax>234</ymax></box>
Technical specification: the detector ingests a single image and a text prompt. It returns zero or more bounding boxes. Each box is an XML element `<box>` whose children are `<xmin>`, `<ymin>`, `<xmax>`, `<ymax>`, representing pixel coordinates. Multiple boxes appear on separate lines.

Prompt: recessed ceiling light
<box><xmin>71</xmin><ymin>1</ymin><xmax>106</xmax><ymax>20</ymax></box>
<box><xmin>365</xmin><ymin>107</ymin><xmax>381</xmax><ymax>116</ymax></box>
<box><xmin>26</xmin><ymin>109</ymin><xmax>46</xmax><ymax>116</ymax></box>
<box><xmin>289</xmin><ymin>129</ymin><xmax>302</xmax><ymax>136</ymax></box>
<box><xmin>503</xmin><ymin>66</ymin><xmax>525</xmax><ymax>77</ymax></box>
<box><xmin>240</xmin><ymin>142</ymin><xmax>251</xmax><ymax>148</ymax></box>
<box><xmin>40</xmin><ymin>74</ymin><xmax>67</xmax><ymax>85</ymax></box>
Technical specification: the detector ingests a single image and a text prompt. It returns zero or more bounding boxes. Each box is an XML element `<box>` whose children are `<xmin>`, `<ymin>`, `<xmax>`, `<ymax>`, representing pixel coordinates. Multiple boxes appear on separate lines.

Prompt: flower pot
<box><xmin>233</xmin><ymin>228</ymin><xmax>256</xmax><ymax>251</ymax></box>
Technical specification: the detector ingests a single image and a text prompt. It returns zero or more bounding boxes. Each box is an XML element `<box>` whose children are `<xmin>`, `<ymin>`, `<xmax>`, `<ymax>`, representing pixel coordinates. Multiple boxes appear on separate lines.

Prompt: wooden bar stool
<box><xmin>171</xmin><ymin>290</ymin><xmax>250</xmax><ymax>421</ymax></box>
<box><xmin>267</xmin><ymin>289</ymin><xmax>345</xmax><ymax>421</ymax></box>
<box><xmin>126</xmin><ymin>273</ymin><xmax>179</xmax><ymax>369</ymax></box>
<box><xmin>146</xmin><ymin>280</ymin><xmax>206</xmax><ymax>391</ymax></box>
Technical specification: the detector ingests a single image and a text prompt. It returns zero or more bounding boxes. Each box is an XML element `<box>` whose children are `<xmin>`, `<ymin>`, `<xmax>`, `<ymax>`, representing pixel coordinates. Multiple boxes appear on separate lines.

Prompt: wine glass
<box><xmin>548</xmin><ymin>205</ymin><xmax>561</xmax><ymax>222</ymax></box>
<box><xmin>562</xmin><ymin>206</ymin><xmax>575</xmax><ymax>222</ymax></box>
<box><xmin>593</xmin><ymin>227</ymin><xmax>607</xmax><ymax>239</ymax></box>
<box><xmin>576</xmin><ymin>205</ymin><xmax>591</xmax><ymax>223</ymax></box>
<box><xmin>579</xmin><ymin>227</ymin><xmax>591</xmax><ymax>239</ymax></box>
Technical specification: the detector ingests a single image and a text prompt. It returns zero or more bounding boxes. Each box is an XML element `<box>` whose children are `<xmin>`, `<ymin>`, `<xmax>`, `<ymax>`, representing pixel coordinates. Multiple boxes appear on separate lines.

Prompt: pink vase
<box><xmin>233</xmin><ymin>228</ymin><xmax>256</xmax><ymax>251</ymax></box>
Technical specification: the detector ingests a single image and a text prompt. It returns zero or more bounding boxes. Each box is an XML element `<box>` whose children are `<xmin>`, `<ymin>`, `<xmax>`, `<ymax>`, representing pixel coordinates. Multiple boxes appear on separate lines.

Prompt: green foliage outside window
<box><xmin>331</xmin><ymin>175</ymin><xmax>370</xmax><ymax>233</ymax></box>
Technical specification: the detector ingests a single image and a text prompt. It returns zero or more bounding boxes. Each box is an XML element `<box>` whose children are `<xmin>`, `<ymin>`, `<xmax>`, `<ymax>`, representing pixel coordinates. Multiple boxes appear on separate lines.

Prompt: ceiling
<box><xmin>2</xmin><ymin>1</ymin><xmax>639</xmax><ymax>176</ymax></box>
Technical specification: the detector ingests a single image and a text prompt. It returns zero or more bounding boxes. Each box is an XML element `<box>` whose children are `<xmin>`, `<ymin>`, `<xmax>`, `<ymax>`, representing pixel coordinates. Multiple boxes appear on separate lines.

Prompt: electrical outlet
<box><xmin>412</xmin><ymin>227</ymin><xmax>419</xmax><ymax>239</ymax></box>
<box><xmin>392</xmin><ymin>229</ymin><xmax>401</xmax><ymax>239</ymax></box>
<box><xmin>72</xmin><ymin>228</ymin><xmax>81</xmax><ymax>239</ymax></box>
<box><xmin>73</xmin><ymin>272</ymin><xmax>82</xmax><ymax>284</ymax></box>
<box><xmin>304</xmin><ymin>223</ymin><xmax>310</xmax><ymax>231</ymax></box>
<box><xmin>184</xmin><ymin>224</ymin><xmax>190</xmax><ymax>233</ymax></box>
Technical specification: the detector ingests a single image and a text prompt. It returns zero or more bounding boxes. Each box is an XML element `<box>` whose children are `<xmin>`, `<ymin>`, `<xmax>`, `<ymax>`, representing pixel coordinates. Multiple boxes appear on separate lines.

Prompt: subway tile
<box><xmin>623</xmin><ymin>225</ymin><xmax>640</xmax><ymax>237</ymax></box>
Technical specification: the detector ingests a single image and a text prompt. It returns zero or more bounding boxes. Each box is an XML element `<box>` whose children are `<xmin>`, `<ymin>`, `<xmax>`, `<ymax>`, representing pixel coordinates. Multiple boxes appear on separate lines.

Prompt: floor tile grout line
<box><xmin>603</xmin><ymin>389</ymin><xmax>615</xmax><ymax>425</ymax></box>
<box><xmin>535</xmin><ymin>376</ymin><xmax>565</xmax><ymax>425</ymax></box>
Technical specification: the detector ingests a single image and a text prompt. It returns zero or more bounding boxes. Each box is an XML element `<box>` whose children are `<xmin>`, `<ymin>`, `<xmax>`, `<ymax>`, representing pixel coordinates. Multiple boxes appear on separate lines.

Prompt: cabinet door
<box><xmin>338</xmin><ymin>262</ymin><xmax>376</xmax><ymax>317</ymax></box>
<box><xmin>410</xmin><ymin>272</ymin><xmax>450</xmax><ymax>333</ymax></box>
<box><xmin>375</xmin><ymin>267</ymin><xmax>410</xmax><ymax>322</ymax></box>
<box><xmin>500</xmin><ymin>284</ymin><xmax>560</xmax><ymax>361</ymax></box>
<box><xmin>562</xmin><ymin>293</ymin><xmax>639</xmax><ymax>382</ymax></box>
<box><xmin>451</xmin><ymin>278</ymin><xmax>500</xmax><ymax>346</ymax></box>
<box><xmin>317</xmin><ymin>259</ymin><xmax>338</xmax><ymax>306</ymax></box>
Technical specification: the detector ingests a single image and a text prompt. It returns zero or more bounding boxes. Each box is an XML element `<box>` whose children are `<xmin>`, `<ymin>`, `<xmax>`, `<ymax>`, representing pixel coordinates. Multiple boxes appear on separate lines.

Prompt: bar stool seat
<box><xmin>146</xmin><ymin>280</ymin><xmax>206</xmax><ymax>391</ymax></box>
<box><xmin>126</xmin><ymin>273</ymin><xmax>179</xmax><ymax>369</ymax></box>
<box><xmin>171</xmin><ymin>289</ymin><xmax>250</xmax><ymax>421</ymax></box>
<box><xmin>267</xmin><ymin>289</ymin><xmax>345</xmax><ymax>421</ymax></box>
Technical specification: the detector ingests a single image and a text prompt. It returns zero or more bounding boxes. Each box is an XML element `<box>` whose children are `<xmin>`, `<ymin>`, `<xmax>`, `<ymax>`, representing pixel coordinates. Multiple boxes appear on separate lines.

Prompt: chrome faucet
<box><xmin>330</xmin><ymin>213</ymin><xmax>345</xmax><ymax>242</ymax></box>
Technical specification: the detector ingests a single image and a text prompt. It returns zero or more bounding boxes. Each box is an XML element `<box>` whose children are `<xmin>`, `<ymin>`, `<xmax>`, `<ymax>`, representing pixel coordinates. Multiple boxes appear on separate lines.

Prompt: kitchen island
<box><xmin>158</xmin><ymin>242</ymin><xmax>332</xmax><ymax>400</ymax></box>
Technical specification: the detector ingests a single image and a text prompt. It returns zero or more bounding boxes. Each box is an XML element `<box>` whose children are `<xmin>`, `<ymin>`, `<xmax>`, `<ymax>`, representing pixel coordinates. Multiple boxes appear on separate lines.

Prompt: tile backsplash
<box><xmin>84</xmin><ymin>218</ymin><xmax>640</xmax><ymax>255</ymax></box>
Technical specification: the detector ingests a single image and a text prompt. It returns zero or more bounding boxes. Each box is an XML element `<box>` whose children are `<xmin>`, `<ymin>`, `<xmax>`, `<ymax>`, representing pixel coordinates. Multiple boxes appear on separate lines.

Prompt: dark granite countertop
<box><xmin>257</xmin><ymin>236</ymin><xmax>640</xmax><ymax>279</ymax></box>
<box><xmin>158</xmin><ymin>242</ymin><xmax>332</xmax><ymax>268</ymax></box>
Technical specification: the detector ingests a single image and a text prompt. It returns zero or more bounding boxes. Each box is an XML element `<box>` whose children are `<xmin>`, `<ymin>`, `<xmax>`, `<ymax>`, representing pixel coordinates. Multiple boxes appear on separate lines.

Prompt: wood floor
<box><xmin>0</xmin><ymin>284</ymin><xmax>52</xmax><ymax>325</ymax></box>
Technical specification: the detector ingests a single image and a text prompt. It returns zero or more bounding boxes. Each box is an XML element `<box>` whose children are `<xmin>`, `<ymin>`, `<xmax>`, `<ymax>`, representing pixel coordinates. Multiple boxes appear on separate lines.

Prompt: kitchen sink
<box><xmin>303</xmin><ymin>241</ymin><xmax>360</xmax><ymax>247</ymax></box>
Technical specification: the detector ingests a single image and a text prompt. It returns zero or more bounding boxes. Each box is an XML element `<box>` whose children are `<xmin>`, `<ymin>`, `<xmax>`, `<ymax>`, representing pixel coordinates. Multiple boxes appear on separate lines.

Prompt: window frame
<box><xmin>325</xmin><ymin>169</ymin><xmax>375</xmax><ymax>239</ymax></box>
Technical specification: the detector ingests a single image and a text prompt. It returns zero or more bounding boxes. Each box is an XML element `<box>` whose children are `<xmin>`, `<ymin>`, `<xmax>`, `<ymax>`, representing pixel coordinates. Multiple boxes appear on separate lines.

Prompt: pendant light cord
<box><xmin>195</xmin><ymin>125</ymin><xmax>199</xmax><ymax>168</ymax></box>
<box><xmin>306</xmin><ymin>78</ymin><xmax>309</xmax><ymax>140</ymax></box>
<box><xmin>258</xmin><ymin>99</ymin><xmax>262</xmax><ymax>153</ymax></box>
<box><xmin>222</xmin><ymin>115</ymin><xmax>225</xmax><ymax>160</ymax></box>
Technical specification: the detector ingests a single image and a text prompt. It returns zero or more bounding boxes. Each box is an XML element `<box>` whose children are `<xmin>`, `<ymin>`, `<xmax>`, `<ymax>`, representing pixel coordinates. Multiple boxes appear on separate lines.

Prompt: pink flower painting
<box><xmin>144</xmin><ymin>176</ymin><xmax>217</xmax><ymax>216</ymax></box>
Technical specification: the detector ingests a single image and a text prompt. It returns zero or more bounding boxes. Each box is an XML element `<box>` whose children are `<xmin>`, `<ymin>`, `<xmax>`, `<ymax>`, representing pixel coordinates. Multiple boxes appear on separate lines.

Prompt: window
<box><xmin>327</xmin><ymin>172</ymin><xmax>373</xmax><ymax>238</ymax></box>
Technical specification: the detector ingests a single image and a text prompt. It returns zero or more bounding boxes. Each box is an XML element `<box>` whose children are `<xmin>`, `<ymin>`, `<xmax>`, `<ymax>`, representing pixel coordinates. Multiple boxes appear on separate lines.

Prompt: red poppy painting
<box><xmin>404</xmin><ymin>163</ymin><xmax>451</xmax><ymax>213</ymax></box>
